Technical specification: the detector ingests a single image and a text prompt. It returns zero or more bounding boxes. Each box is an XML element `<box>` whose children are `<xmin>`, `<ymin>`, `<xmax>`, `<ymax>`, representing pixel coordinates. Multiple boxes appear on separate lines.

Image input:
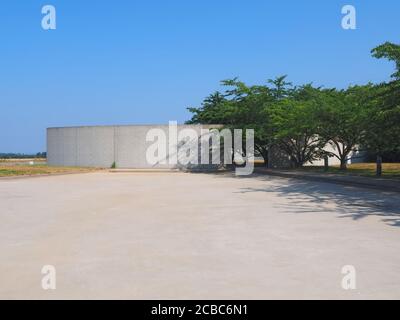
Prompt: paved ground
<box><xmin>1</xmin><ymin>172</ymin><xmax>399</xmax><ymax>300</ymax></box>
<box><xmin>256</xmin><ymin>168</ymin><xmax>400</xmax><ymax>193</ymax></box>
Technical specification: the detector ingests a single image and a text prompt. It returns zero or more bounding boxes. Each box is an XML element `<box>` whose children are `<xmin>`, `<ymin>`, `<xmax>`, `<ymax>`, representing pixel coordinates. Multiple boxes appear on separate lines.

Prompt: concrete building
<box><xmin>47</xmin><ymin>124</ymin><xmax>221</xmax><ymax>169</ymax></box>
<box><xmin>267</xmin><ymin>143</ymin><xmax>366</xmax><ymax>169</ymax></box>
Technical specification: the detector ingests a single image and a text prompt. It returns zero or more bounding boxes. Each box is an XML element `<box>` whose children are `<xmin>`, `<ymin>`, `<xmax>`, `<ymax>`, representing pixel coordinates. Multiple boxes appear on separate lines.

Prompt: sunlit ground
<box><xmin>0</xmin><ymin>160</ymin><xmax>98</xmax><ymax>177</ymax></box>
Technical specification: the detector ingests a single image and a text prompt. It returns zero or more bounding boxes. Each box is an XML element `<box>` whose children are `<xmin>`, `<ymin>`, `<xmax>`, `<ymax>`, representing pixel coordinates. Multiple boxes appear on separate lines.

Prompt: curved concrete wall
<box><xmin>47</xmin><ymin>125</ymin><xmax>219</xmax><ymax>168</ymax></box>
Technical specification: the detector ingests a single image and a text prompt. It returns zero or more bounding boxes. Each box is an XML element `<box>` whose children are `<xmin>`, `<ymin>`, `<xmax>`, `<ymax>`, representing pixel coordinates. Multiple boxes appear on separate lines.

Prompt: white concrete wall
<box><xmin>268</xmin><ymin>141</ymin><xmax>367</xmax><ymax>168</ymax></box>
<box><xmin>47</xmin><ymin>125</ymin><xmax>219</xmax><ymax>169</ymax></box>
<box><xmin>304</xmin><ymin>143</ymin><xmax>366</xmax><ymax>166</ymax></box>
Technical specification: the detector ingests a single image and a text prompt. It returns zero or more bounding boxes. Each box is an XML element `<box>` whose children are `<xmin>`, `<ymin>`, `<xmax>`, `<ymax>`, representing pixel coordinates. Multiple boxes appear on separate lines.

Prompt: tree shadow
<box><xmin>204</xmin><ymin>171</ymin><xmax>400</xmax><ymax>227</ymax></box>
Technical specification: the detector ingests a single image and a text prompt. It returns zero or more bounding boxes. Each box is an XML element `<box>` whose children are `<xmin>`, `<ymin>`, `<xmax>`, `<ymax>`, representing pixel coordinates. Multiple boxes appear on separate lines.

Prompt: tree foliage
<box><xmin>364</xmin><ymin>43</ymin><xmax>400</xmax><ymax>155</ymax></box>
<box><xmin>186</xmin><ymin>42</ymin><xmax>400</xmax><ymax>171</ymax></box>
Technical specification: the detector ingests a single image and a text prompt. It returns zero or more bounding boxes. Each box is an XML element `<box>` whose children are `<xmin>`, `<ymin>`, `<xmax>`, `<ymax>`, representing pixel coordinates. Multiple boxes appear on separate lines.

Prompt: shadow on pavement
<box><xmin>200</xmin><ymin>171</ymin><xmax>400</xmax><ymax>228</ymax></box>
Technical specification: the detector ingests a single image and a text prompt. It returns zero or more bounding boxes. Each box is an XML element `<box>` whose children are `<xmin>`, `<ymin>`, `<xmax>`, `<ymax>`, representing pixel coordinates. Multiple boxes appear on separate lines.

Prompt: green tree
<box><xmin>186</xmin><ymin>92</ymin><xmax>227</xmax><ymax>125</ymax></box>
<box><xmin>316</xmin><ymin>85</ymin><xmax>373</xmax><ymax>170</ymax></box>
<box><xmin>187</xmin><ymin>78</ymin><xmax>277</xmax><ymax>165</ymax></box>
<box><xmin>364</xmin><ymin>42</ymin><xmax>400</xmax><ymax>175</ymax></box>
<box><xmin>371</xmin><ymin>42</ymin><xmax>400</xmax><ymax>79</ymax></box>
<box><xmin>268</xmin><ymin>85</ymin><xmax>326</xmax><ymax>168</ymax></box>
<box><xmin>267</xmin><ymin>75</ymin><xmax>293</xmax><ymax>100</ymax></box>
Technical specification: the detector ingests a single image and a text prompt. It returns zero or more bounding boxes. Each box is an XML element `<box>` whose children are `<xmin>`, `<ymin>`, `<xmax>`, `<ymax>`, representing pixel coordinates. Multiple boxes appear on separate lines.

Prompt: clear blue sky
<box><xmin>1</xmin><ymin>0</ymin><xmax>399</xmax><ymax>153</ymax></box>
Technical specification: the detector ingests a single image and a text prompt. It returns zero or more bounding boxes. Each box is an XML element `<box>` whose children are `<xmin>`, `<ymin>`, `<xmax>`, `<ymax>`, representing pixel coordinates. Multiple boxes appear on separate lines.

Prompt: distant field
<box><xmin>0</xmin><ymin>164</ymin><xmax>99</xmax><ymax>177</ymax></box>
<box><xmin>0</xmin><ymin>158</ymin><xmax>47</xmax><ymax>166</ymax></box>
<box><xmin>303</xmin><ymin>163</ymin><xmax>400</xmax><ymax>179</ymax></box>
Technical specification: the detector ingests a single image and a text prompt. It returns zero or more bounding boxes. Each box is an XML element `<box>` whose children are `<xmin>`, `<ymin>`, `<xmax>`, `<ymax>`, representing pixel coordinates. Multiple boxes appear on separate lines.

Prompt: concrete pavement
<box><xmin>256</xmin><ymin>168</ymin><xmax>400</xmax><ymax>193</ymax></box>
<box><xmin>0</xmin><ymin>172</ymin><xmax>399</xmax><ymax>299</ymax></box>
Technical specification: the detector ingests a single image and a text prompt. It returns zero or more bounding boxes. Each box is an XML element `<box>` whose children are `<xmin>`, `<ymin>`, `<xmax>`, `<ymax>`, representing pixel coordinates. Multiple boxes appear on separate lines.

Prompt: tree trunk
<box><xmin>293</xmin><ymin>159</ymin><xmax>302</xmax><ymax>169</ymax></box>
<box><xmin>262</xmin><ymin>150</ymin><xmax>268</xmax><ymax>167</ymax></box>
<box><xmin>376</xmin><ymin>155</ymin><xmax>383</xmax><ymax>177</ymax></box>
<box><xmin>324</xmin><ymin>156</ymin><xmax>329</xmax><ymax>172</ymax></box>
<box><xmin>340</xmin><ymin>158</ymin><xmax>347</xmax><ymax>170</ymax></box>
